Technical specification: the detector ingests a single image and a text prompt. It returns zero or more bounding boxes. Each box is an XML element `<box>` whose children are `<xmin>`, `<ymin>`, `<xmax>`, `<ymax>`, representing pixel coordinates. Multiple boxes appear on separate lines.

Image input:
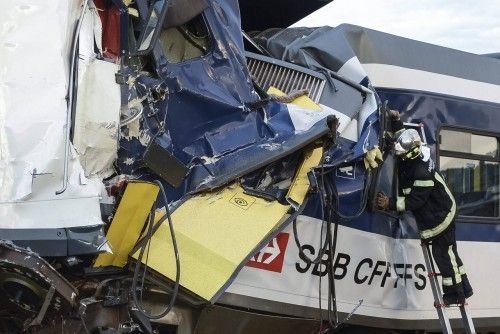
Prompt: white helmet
<box><xmin>394</xmin><ymin>129</ymin><xmax>422</xmax><ymax>159</ymax></box>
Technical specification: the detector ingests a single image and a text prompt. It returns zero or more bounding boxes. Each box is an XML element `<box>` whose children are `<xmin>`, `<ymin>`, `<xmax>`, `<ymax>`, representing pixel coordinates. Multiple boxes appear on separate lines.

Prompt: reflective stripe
<box><xmin>396</xmin><ymin>196</ymin><xmax>405</xmax><ymax>211</ymax></box>
<box><xmin>420</xmin><ymin>173</ymin><xmax>456</xmax><ymax>239</ymax></box>
<box><xmin>448</xmin><ymin>245</ymin><xmax>462</xmax><ymax>284</ymax></box>
<box><xmin>459</xmin><ymin>266</ymin><xmax>466</xmax><ymax>275</ymax></box>
<box><xmin>405</xmin><ymin>146</ymin><xmax>421</xmax><ymax>160</ymax></box>
<box><xmin>403</xmin><ymin>188</ymin><xmax>411</xmax><ymax>195</ymax></box>
<box><xmin>413</xmin><ymin>180</ymin><xmax>435</xmax><ymax>187</ymax></box>
<box><xmin>442</xmin><ymin>277</ymin><xmax>454</xmax><ymax>286</ymax></box>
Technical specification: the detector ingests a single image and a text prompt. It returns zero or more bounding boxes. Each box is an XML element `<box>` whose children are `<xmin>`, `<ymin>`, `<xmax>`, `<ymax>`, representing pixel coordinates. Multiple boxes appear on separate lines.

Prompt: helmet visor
<box><xmin>394</xmin><ymin>142</ymin><xmax>406</xmax><ymax>155</ymax></box>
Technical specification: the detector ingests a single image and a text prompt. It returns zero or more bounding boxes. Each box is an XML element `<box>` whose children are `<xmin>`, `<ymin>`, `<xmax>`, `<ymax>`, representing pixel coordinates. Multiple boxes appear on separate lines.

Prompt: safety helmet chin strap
<box><xmin>402</xmin><ymin>145</ymin><xmax>421</xmax><ymax>160</ymax></box>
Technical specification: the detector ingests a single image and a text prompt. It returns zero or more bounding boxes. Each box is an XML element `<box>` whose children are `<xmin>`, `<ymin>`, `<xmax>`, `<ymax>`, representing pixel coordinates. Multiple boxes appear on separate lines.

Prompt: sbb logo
<box><xmin>246</xmin><ymin>233</ymin><xmax>289</xmax><ymax>273</ymax></box>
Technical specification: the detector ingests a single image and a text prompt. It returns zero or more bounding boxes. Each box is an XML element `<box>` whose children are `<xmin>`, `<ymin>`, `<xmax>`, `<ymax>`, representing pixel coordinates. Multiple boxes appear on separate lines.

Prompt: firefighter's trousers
<box><xmin>430</xmin><ymin>224</ymin><xmax>467</xmax><ymax>295</ymax></box>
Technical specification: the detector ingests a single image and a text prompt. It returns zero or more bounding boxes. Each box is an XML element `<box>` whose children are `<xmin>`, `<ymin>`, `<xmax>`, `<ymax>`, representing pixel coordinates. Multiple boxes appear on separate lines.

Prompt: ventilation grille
<box><xmin>246</xmin><ymin>56</ymin><xmax>326</xmax><ymax>103</ymax></box>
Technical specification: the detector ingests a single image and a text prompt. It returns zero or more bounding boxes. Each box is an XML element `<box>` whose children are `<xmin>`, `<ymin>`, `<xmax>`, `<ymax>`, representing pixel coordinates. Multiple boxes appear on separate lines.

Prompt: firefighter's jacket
<box><xmin>390</xmin><ymin>150</ymin><xmax>457</xmax><ymax>240</ymax></box>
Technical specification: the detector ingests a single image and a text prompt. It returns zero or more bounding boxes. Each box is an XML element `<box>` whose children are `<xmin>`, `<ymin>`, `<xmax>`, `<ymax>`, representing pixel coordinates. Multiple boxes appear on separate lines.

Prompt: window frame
<box><xmin>134</xmin><ymin>0</ymin><xmax>170</xmax><ymax>56</ymax></box>
<box><xmin>437</xmin><ymin>124</ymin><xmax>500</xmax><ymax>223</ymax></box>
<box><xmin>156</xmin><ymin>12</ymin><xmax>215</xmax><ymax>66</ymax></box>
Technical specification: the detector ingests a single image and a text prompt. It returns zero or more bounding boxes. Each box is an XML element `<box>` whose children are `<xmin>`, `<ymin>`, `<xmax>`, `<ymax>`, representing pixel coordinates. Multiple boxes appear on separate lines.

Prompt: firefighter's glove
<box><xmin>375</xmin><ymin>192</ymin><xmax>390</xmax><ymax>211</ymax></box>
<box><xmin>364</xmin><ymin>146</ymin><xmax>383</xmax><ymax>169</ymax></box>
<box><xmin>123</xmin><ymin>0</ymin><xmax>139</xmax><ymax>17</ymax></box>
<box><xmin>388</xmin><ymin>109</ymin><xmax>401</xmax><ymax>121</ymax></box>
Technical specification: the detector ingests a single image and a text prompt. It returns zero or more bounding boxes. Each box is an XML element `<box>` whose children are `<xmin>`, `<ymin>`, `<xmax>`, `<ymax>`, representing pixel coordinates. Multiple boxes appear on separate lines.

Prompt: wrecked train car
<box><xmin>1</xmin><ymin>0</ymin><xmax>500</xmax><ymax>333</ymax></box>
<box><xmin>236</xmin><ymin>25</ymin><xmax>500</xmax><ymax>332</ymax></box>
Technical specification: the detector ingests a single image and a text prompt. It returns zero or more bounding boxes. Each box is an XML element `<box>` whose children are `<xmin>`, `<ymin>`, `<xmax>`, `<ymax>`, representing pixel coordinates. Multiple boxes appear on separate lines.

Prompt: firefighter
<box><xmin>375</xmin><ymin>111</ymin><xmax>473</xmax><ymax>305</ymax></box>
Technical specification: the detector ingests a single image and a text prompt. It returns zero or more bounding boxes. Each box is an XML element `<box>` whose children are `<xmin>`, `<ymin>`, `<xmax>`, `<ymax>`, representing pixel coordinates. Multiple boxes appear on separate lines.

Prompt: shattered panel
<box><xmin>117</xmin><ymin>2</ymin><xmax>337</xmax><ymax>199</ymax></box>
<box><xmin>74</xmin><ymin>59</ymin><xmax>120</xmax><ymax>179</ymax></box>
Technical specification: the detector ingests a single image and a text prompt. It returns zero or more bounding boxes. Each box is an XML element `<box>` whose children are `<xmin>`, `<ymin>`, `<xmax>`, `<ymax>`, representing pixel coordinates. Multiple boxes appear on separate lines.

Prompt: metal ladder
<box><xmin>421</xmin><ymin>241</ymin><xmax>476</xmax><ymax>334</ymax></box>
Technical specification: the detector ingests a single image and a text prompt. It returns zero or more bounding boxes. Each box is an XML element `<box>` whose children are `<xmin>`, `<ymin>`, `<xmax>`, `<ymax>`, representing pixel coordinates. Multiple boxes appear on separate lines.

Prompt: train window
<box><xmin>440</xmin><ymin>129</ymin><xmax>498</xmax><ymax>157</ymax></box>
<box><xmin>439</xmin><ymin>128</ymin><xmax>500</xmax><ymax>219</ymax></box>
<box><xmin>158</xmin><ymin>14</ymin><xmax>211</xmax><ymax>64</ymax></box>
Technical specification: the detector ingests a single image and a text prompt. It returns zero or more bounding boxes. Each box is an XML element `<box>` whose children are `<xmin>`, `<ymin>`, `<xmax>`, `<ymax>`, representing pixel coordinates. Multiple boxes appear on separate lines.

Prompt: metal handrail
<box><xmin>56</xmin><ymin>0</ymin><xmax>90</xmax><ymax>195</ymax></box>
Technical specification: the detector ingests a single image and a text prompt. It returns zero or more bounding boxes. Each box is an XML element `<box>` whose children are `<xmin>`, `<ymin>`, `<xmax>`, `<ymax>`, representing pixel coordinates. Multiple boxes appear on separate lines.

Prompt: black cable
<box><xmin>317</xmin><ymin>165</ymin><xmax>373</xmax><ymax>222</ymax></box>
<box><xmin>316</xmin><ymin>163</ymin><xmax>371</xmax><ymax>332</ymax></box>
<box><xmin>293</xmin><ymin>200</ymin><xmax>329</xmax><ymax>266</ymax></box>
<box><xmin>319</xmin><ymin>156</ymin><xmax>331</xmax><ymax>332</ymax></box>
<box><xmin>289</xmin><ymin>147</ymin><xmax>354</xmax><ymax>333</ymax></box>
<box><xmin>331</xmin><ymin>207</ymin><xmax>340</xmax><ymax>325</ymax></box>
<box><xmin>287</xmin><ymin>151</ymin><xmax>331</xmax><ymax>333</ymax></box>
<box><xmin>326</xmin><ymin>181</ymin><xmax>340</xmax><ymax>329</ymax></box>
<box><xmin>317</xmin><ymin>214</ymin><xmax>325</xmax><ymax>334</ymax></box>
<box><xmin>290</xmin><ymin>151</ymin><xmax>340</xmax><ymax>333</ymax></box>
<box><xmin>317</xmin><ymin>157</ymin><xmax>328</xmax><ymax>333</ymax></box>
<box><xmin>293</xmin><ymin>152</ymin><xmax>332</xmax><ymax>267</ymax></box>
<box><xmin>131</xmin><ymin>180</ymin><xmax>180</xmax><ymax>320</ymax></box>
<box><xmin>139</xmin><ymin>210</ymin><xmax>155</xmax><ymax>304</ymax></box>
<box><xmin>80</xmin><ymin>317</ymin><xmax>91</xmax><ymax>334</ymax></box>
<box><xmin>319</xmin><ymin>164</ymin><xmax>338</xmax><ymax>330</ymax></box>
<box><xmin>325</xmin><ymin>167</ymin><xmax>369</xmax><ymax>332</ymax></box>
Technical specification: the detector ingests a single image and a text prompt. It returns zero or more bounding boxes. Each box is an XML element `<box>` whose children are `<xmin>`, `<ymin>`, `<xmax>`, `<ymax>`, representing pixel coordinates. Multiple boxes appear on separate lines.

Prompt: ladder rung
<box><xmin>434</xmin><ymin>301</ymin><xmax>469</xmax><ymax>308</ymax></box>
<box><xmin>445</xmin><ymin>302</ymin><xmax>467</xmax><ymax>308</ymax></box>
<box><xmin>434</xmin><ymin>302</ymin><xmax>447</xmax><ymax>309</ymax></box>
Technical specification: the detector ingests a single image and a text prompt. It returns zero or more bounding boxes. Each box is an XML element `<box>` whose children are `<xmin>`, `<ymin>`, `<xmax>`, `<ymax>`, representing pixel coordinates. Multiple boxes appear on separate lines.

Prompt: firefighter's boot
<box><xmin>443</xmin><ymin>284</ymin><xmax>465</xmax><ymax>305</ymax></box>
<box><xmin>462</xmin><ymin>275</ymin><xmax>474</xmax><ymax>299</ymax></box>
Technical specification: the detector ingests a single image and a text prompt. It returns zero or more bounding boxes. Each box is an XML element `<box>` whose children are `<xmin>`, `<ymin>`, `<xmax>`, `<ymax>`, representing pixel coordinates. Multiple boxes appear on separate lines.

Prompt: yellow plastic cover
<box><xmin>287</xmin><ymin>147</ymin><xmax>323</xmax><ymax>208</ymax></box>
<box><xmin>94</xmin><ymin>181</ymin><xmax>159</xmax><ymax>268</ymax></box>
<box><xmin>132</xmin><ymin>147</ymin><xmax>322</xmax><ymax>301</ymax></box>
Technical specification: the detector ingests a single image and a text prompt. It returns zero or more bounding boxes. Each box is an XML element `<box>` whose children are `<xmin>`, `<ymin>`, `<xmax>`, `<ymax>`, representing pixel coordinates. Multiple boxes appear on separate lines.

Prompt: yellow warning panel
<box><xmin>95</xmin><ymin>181</ymin><xmax>159</xmax><ymax>268</ymax></box>
<box><xmin>267</xmin><ymin>86</ymin><xmax>322</xmax><ymax>111</ymax></box>
<box><xmin>132</xmin><ymin>184</ymin><xmax>289</xmax><ymax>301</ymax></box>
<box><xmin>132</xmin><ymin>147</ymin><xmax>322</xmax><ymax>301</ymax></box>
<box><xmin>287</xmin><ymin>146</ymin><xmax>323</xmax><ymax>208</ymax></box>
